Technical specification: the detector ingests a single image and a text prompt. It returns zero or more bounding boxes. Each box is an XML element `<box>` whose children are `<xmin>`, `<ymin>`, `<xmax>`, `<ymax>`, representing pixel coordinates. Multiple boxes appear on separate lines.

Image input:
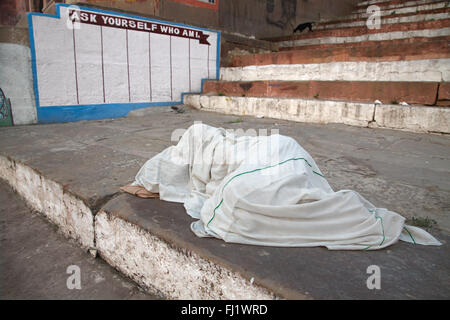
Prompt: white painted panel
<box><xmin>33</xmin><ymin>16</ymin><xmax>77</xmax><ymax>106</ymax></box>
<box><xmin>190</xmin><ymin>38</ymin><xmax>209</xmax><ymax>93</ymax></box>
<box><xmin>74</xmin><ymin>24</ymin><xmax>103</xmax><ymax>105</ymax></box>
<box><xmin>150</xmin><ymin>33</ymin><xmax>171</xmax><ymax>102</ymax></box>
<box><xmin>30</xmin><ymin>5</ymin><xmax>220</xmax><ymax>116</ymax></box>
<box><xmin>171</xmin><ymin>37</ymin><xmax>190</xmax><ymax>101</ymax></box>
<box><xmin>102</xmin><ymin>27</ymin><xmax>128</xmax><ymax>103</ymax></box>
<box><xmin>128</xmin><ymin>30</ymin><xmax>151</xmax><ymax>103</ymax></box>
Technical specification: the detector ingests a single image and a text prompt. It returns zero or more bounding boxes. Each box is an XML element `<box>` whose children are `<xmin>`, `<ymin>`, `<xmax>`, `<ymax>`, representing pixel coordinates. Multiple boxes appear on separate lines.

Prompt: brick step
<box><xmin>316</xmin><ymin>4</ymin><xmax>449</xmax><ymax>28</ymax></box>
<box><xmin>277</xmin><ymin>26</ymin><xmax>450</xmax><ymax>49</ymax></box>
<box><xmin>316</xmin><ymin>10</ymin><xmax>449</xmax><ymax>31</ymax></box>
<box><xmin>202</xmin><ymin>80</ymin><xmax>445</xmax><ymax>106</ymax></box>
<box><xmin>279</xmin><ymin>35</ymin><xmax>449</xmax><ymax>51</ymax></box>
<box><xmin>276</xmin><ymin>3</ymin><xmax>450</xmax><ymax>35</ymax></box>
<box><xmin>271</xmin><ymin>19</ymin><xmax>450</xmax><ymax>43</ymax></box>
<box><xmin>220</xmin><ymin>58</ymin><xmax>450</xmax><ymax>83</ymax></box>
<box><xmin>232</xmin><ymin>38</ymin><xmax>449</xmax><ymax>67</ymax></box>
<box><xmin>322</xmin><ymin>1</ymin><xmax>449</xmax><ymax>24</ymax></box>
<box><xmin>357</xmin><ymin>0</ymin><xmax>445</xmax><ymax>8</ymax></box>
<box><xmin>438</xmin><ymin>82</ymin><xmax>450</xmax><ymax>105</ymax></box>
<box><xmin>353</xmin><ymin>0</ymin><xmax>446</xmax><ymax>13</ymax></box>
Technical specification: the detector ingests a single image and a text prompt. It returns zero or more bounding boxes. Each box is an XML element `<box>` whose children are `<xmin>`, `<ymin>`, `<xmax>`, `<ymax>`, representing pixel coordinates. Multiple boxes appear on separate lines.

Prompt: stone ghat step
<box><xmin>323</xmin><ymin>1</ymin><xmax>450</xmax><ymax>23</ymax></box>
<box><xmin>220</xmin><ymin>58</ymin><xmax>450</xmax><ymax>83</ymax></box>
<box><xmin>184</xmin><ymin>94</ymin><xmax>450</xmax><ymax>134</ymax></box>
<box><xmin>202</xmin><ymin>80</ymin><xmax>445</xmax><ymax>106</ymax></box>
<box><xmin>278</xmin><ymin>35</ymin><xmax>450</xmax><ymax>51</ymax></box>
<box><xmin>96</xmin><ymin>195</ymin><xmax>279</xmax><ymax>299</ymax></box>
<box><xmin>273</xmin><ymin>18</ymin><xmax>450</xmax><ymax>43</ymax></box>
<box><xmin>274</xmin><ymin>9</ymin><xmax>450</xmax><ymax>42</ymax></box>
<box><xmin>353</xmin><ymin>0</ymin><xmax>447</xmax><ymax>13</ymax></box>
<box><xmin>1</xmin><ymin>108</ymin><xmax>450</xmax><ymax>300</ymax></box>
<box><xmin>97</xmin><ymin>194</ymin><xmax>450</xmax><ymax>299</ymax></box>
<box><xmin>3</xmin><ymin>147</ymin><xmax>449</xmax><ymax>299</ymax></box>
<box><xmin>357</xmin><ymin>0</ymin><xmax>445</xmax><ymax>8</ymax></box>
<box><xmin>268</xmin><ymin>2</ymin><xmax>450</xmax><ymax>35</ymax></box>
<box><xmin>322</xmin><ymin>5</ymin><xmax>450</xmax><ymax>26</ymax></box>
<box><xmin>316</xmin><ymin>10</ymin><xmax>449</xmax><ymax>31</ymax></box>
<box><xmin>232</xmin><ymin>38</ymin><xmax>449</xmax><ymax>67</ymax></box>
<box><xmin>277</xmin><ymin>26</ymin><xmax>450</xmax><ymax>49</ymax></box>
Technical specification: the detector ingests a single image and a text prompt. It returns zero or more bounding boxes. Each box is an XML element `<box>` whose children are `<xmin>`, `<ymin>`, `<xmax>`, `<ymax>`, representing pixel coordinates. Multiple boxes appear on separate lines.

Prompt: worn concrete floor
<box><xmin>0</xmin><ymin>106</ymin><xmax>449</xmax><ymax>299</ymax></box>
<box><xmin>0</xmin><ymin>181</ymin><xmax>159</xmax><ymax>299</ymax></box>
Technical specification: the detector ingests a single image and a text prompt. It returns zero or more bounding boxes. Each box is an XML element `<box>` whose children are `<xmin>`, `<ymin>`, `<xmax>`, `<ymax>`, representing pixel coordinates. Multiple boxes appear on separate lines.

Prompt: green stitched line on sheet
<box><xmin>207</xmin><ymin>157</ymin><xmax>325</xmax><ymax>227</ymax></box>
<box><xmin>403</xmin><ymin>226</ymin><xmax>417</xmax><ymax>244</ymax></box>
<box><xmin>363</xmin><ymin>215</ymin><xmax>386</xmax><ymax>250</ymax></box>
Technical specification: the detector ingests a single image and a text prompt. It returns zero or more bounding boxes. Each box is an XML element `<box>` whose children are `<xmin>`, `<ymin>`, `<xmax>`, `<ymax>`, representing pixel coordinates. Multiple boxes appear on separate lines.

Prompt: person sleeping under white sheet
<box><xmin>129</xmin><ymin>123</ymin><xmax>441</xmax><ymax>250</ymax></box>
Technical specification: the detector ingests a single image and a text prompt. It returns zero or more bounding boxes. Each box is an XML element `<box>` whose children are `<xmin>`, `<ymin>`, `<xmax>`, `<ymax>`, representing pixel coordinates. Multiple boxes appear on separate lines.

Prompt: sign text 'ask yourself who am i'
<box><xmin>68</xmin><ymin>9</ymin><xmax>211</xmax><ymax>45</ymax></box>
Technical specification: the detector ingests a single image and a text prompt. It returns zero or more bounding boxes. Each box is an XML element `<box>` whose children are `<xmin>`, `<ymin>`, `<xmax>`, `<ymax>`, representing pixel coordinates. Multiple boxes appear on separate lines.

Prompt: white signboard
<box><xmin>28</xmin><ymin>4</ymin><xmax>220</xmax><ymax>122</ymax></box>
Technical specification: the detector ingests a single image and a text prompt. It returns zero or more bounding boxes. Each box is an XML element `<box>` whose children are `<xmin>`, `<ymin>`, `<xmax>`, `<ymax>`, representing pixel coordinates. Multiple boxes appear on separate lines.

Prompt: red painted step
<box><xmin>278</xmin><ymin>35</ymin><xmax>450</xmax><ymax>51</ymax></box>
<box><xmin>356</xmin><ymin>0</ymin><xmax>445</xmax><ymax>9</ymax></box>
<box><xmin>231</xmin><ymin>38</ymin><xmax>449</xmax><ymax>67</ymax></box>
<box><xmin>437</xmin><ymin>82</ymin><xmax>450</xmax><ymax>106</ymax></box>
<box><xmin>202</xmin><ymin>80</ymin><xmax>442</xmax><ymax>106</ymax></box>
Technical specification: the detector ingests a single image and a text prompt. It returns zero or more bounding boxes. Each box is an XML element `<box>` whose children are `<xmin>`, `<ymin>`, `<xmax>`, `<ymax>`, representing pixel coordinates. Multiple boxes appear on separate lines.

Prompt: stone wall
<box><xmin>68</xmin><ymin>0</ymin><xmax>359</xmax><ymax>38</ymax></box>
<box><xmin>0</xmin><ymin>27</ymin><xmax>37</xmax><ymax>125</ymax></box>
<box><xmin>220</xmin><ymin>0</ymin><xmax>360</xmax><ymax>38</ymax></box>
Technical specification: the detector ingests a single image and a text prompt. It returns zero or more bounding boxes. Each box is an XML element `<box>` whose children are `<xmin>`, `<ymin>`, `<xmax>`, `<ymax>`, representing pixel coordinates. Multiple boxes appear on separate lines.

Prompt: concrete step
<box><xmin>276</xmin><ymin>19</ymin><xmax>450</xmax><ymax>43</ymax></box>
<box><xmin>279</xmin><ymin>34</ymin><xmax>450</xmax><ymax>51</ymax></box>
<box><xmin>184</xmin><ymin>94</ymin><xmax>450</xmax><ymax>134</ymax></box>
<box><xmin>353</xmin><ymin>0</ymin><xmax>447</xmax><ymax>13</ymax></box>
<box><xmin>324</xmin><ymin>1</ymin><xmax>449</xmax><ymax>23</ymax></box>
<box><xmin>0</xmin><ymin>180</ymin><xmax>158</xmax><ymax>300</ymax></box>
<box><xmin>268</xmin><ymin>2</ymin><xmax>450</xmax><ymax>48</ymax></box>
<box><xmin>220</xmin><ymin>58</ymin><xmax>450</xmax><ymax>83</ymax></box>
<box><xmin>1</xmin><ymin>108</ymin><xmax>450</xmax><ymax>300</ymax></box>
<box><xmin>357</xmin><ymin>0</ymin><xmax>446</xmax><ymax>8</ymax></box>
<box><xmin>202</xmin><ymin>80</ymin><xmax>443</xmax><ymax>106</ymax></box>
<box><xmin>285</xmin><ymin>1</ymin><xmax>450</xmax><ymax>32</ymax></box>
<box><xmin>97</xmin><ymin>193</ymin><xmax>450</xmax><ymax>299</ymax></box>
<box><xmin>96</xmin><ymin>195</ymin><xmax>278</xmax><ymax>299</ymax></box>
<box><xmin>277</xmin><ymin>25</ymin><xmax>450</xmax><ymax>49</ymax></box>
<box><xmin>232</xmin><ymin>38</ymin><xmax>449</xmax><ymax>67</ymax></box>
<box><xmin>316</xmin><ymin>11</ymin><xmax>450</xmax><ymax>31</ymax></box>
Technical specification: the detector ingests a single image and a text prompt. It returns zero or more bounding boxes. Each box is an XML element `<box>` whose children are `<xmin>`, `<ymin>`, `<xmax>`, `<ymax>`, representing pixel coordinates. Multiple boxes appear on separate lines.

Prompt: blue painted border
<box><xmin>27</xmin><ymin>3</ymin><xmax>221</xmax><ymax>123</ymax></box>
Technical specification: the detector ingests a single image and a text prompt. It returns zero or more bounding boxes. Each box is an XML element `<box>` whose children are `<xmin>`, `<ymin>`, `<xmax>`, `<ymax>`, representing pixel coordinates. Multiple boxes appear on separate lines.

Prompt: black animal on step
<box><xmin>293</xmin><ymin>22</ymin><xmax>315</xmax><ymax>33</ymax></box>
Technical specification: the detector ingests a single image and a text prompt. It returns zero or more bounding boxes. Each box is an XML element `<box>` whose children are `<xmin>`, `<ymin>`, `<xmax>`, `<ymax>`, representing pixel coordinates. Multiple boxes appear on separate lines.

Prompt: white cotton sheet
<box><xmin>132</xmin><ymin>123</ymin><xmax>441</xmax><ymax>250</ymax></box>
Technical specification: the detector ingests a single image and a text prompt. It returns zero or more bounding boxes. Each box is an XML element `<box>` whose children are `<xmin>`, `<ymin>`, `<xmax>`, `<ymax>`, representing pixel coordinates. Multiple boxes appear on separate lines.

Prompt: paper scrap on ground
<box><xmin>130</xmin><ymin>124</ymin><xmax>441</xmax><ymax>250</ymax></box>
